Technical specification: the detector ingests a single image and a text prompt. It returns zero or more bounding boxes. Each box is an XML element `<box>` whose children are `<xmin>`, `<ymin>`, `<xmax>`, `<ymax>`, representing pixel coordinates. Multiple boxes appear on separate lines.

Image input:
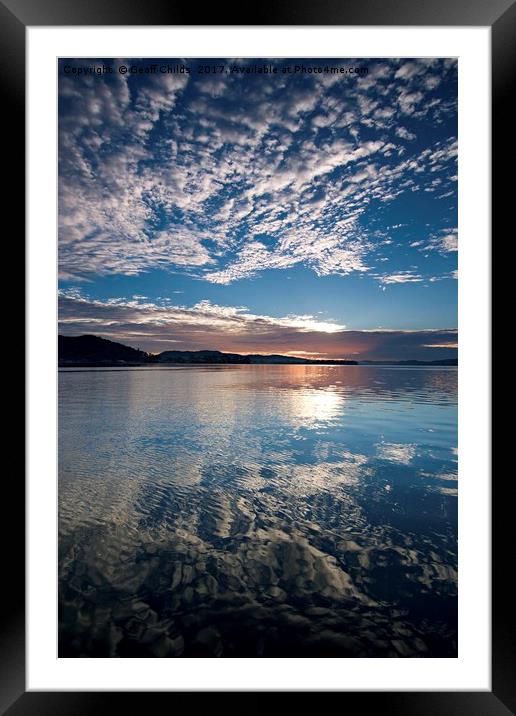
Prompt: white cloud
<box><xmin>395</xmin><ymin>126</ymin><xmax>416</xmax><ymax>141</ymax></box>
<box><xmin>378</xmin><ymin>271</ymin><xmax>423</xmax><ymax>285</ymax></box>
<box><xmin>59</xmin><ymin>291</ymin><xmax>346</xmax><ymax>335</ymax></box>
<box><xmin>59</xmin><ymin>59</ymin><xmax>457</xmax><ymax>285</ymax></box>
<box><xmin>394</xmin><ymin>62</ymin><xmax>420</xmax><ymax>81</ymax></box>
<box><xmin>422</xmin><ymin>342</ymin><xmax>458</xmax><ymax>349</ymax></box>
<box><xmin>398</xmin><ymin>91</ymin><xmax>424</xmax><ymax>115</ymax></box>
<box><xmin>420</xmin><ymin>228</ymin><xmax>458</xmax><ymax>254</ymax></box>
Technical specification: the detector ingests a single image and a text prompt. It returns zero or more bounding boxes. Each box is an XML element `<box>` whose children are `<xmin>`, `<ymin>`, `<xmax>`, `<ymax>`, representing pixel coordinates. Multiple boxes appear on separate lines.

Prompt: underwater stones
<box><xmin>84</xmin><ymin>563</ymin><xmax>107</xmax><ymax>588</ymax></box>
<box><xmin>304</xmin><ymin>606</ymin><xmax>332</xmax><ymax>617</ymax></box>
<box><xmin>247</xmin><ymin>559</ymin><xmax>275</xmax><ymax>586</ymax></box>
<box><xmin>170</xmin><ymin>563</ymin><xmax>183</xmax><ymax>590</ymax></box>
<box><xmin>168</xmin><ymin>633</ymin><xmax>185</xmax><ymax>656</ymax></box>
<box><xmin>311</xmin><ymin>631</ymin><xmax>365</xmax><ymax>655</ymax></box>
<box><xmin>193</xmin><ymin>574</ymin><xmax>219</xmax><ymax>599</ymax></box>
<box><xmin>60</xmin><ymin>602</ymin><xmax>80</xmax><ymax>625</ymax></box>
<box><xmin>125</xmin><ymin>617</ymin><xmax>147</xmax><ymax>641</ymax></box>
<box><xmin>391</xmin><ymin>639</ymin><xmax>415</xmax><ymax>657</ymax></box>
<box><xmin>182</xmin><ymin>586</ymin><xmax>196</xmax><ymax>605</ymax></box>
<box><xmin>129</xmin><ymin>602</ymin><xmax>158</xmax><ymax>628</ymax></box>
<box><xmin>108</xmin><ymin>624</ymin><xmax>124</xmax><ymax>655</ymax></box>
<box><xmin>147</xmin><ymin>633</ymin><xmax>182</xmax><ymax>658</ymax></box>
<box><xmin>204</xmin><ymin>574</ymin><xmax>219</xmax><ymax>594</ymax></box>
<box><xmin>212</xmin><ymin>592</ymin><xmax>250</xmax><ymax>608</ymax></box>
<box><xmin>168</xmin><ymin>594</ymin><xmax>183</xmax><ymax>611</ymax></box>
<box><xmin>196</xmin><ymin>626</ymin><xmax>221</xmax><ymax>643</ymax></box>
<box><xmin>111</xmin><ymin>560</ymin><xmax>152</xmax><ymax>592</ymax></box>
<box><xmin>181</xmin><ymin>564</ymin><xmax>195</xmax><ymax>585</ymax></box>
<box><xmin>111</xmin><ymin>600</ymin><xmax>136</xmax><ymax>622</ymax></box>
<box><xmin>336</xmin><ymin>539</ymin><xmax>363</xmax><ymax>553</ymax></box>
<box><xmin>226</xmin><ymin>574</ymin><xmax>243</xmax><ymax>591</ymax></box>
<box><xmin>412</xmin><ymin>637</ymin><xmax>428</xmax><ymax>654</ymax></box>
<box><xmin>392</xmin><ymin>621</ymin><xmax>413</xmax><ymax>638</ymax></box>
<box><xmin>263</xmin><ymin>585</ymin><xmax>286</xmax><ymax>601</ymax></box>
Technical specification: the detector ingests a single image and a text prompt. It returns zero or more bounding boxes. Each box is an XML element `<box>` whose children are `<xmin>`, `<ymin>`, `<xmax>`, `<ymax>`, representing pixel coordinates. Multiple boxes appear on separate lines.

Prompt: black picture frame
<box><xmin>4</xmin><ymin>0</ymin><xmax>506</xmax><ymax>711</ymax></box>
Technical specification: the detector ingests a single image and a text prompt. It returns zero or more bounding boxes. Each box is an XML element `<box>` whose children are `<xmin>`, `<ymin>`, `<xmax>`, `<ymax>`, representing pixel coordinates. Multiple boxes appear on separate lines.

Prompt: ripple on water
<box><xmin>59</xmin><ymin>365</ymin><xmax>457</xmax><ymax>657</ymax></box>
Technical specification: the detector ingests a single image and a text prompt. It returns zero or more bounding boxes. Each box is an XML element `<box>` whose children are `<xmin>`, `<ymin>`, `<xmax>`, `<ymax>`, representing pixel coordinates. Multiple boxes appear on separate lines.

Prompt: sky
<box><xmin>58</xmin><ymin>58</ymin><xmax>457</xmax><ymax>360</ymax></box>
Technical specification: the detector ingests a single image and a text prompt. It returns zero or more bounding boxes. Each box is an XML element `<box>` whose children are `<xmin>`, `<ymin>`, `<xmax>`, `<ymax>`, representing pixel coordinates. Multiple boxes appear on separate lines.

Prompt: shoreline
<box><xmin>58</xmin><ymin>360</ymin><xmax>457</xmax><ymax>369</ymax></box>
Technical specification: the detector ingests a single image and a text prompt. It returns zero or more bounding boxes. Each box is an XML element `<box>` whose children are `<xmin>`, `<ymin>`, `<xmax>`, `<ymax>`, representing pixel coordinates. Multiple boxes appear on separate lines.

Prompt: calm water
<box><xmin>58</xmin><ymin>365</ymin><xmax>458</xmax><ymax>657</ymax></box>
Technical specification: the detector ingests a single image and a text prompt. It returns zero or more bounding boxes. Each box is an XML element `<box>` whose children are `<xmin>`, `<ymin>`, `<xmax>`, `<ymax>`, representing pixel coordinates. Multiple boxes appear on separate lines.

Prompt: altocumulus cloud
<box><xmin>59</xmin><ymin>58</ymin><xmax>458</xmax><ymax>287</ymax></box>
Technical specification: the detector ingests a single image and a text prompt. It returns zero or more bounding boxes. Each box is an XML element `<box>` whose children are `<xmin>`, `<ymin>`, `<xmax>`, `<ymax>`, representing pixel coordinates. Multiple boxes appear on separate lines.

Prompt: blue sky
<box><xmin>58</xmin><ymin>58</ymin><xmax>457</xmax><ymax>360</ymax></box>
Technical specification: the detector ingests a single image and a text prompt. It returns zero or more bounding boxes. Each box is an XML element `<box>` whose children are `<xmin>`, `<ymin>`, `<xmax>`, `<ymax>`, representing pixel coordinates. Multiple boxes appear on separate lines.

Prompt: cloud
<box><xmin>422</xmin><ymin>342</ymin><xmax>458</xmax><ymax>349</ymax></box>
<box><xmin>58</xmin><ymin>290</ymin><xmax>458</xmax><ymax>360</ymax></box>
<box><xmin>394</xmin><ymin>62</ymin><xmax>421</xmax><ymax>81</ymax></box>
<box><xmin>395</xmin><ymin>126</ymin><xmax>416</xmax><ymax>141</ymax></box>
<box><xmin>58</xmin><ymin>58</ymin><xmax>458</xmax><ymax>285</ymax></box>
<box><xmin>439</xmin><ymin>232</ymin><xmax>458</xmax><ymax>252</ymax></box>
<box><xmin>419</xmin><ymin>228</ymin><xmax>458</xmax><ymax>254</ymax></box>
<box><xmin>398</xmin><ymin>91</ymin><xmax>423</xmax><ymax>115</ymax></box>
<box><xmin>378</xmin><ymin>271</ymin><xmax>423</xmax><ymax>285</ymax></box>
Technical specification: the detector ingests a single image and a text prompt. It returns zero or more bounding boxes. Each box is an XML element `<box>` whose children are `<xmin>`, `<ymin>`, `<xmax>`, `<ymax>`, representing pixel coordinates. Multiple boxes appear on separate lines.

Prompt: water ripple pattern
<box><xmin>59</xmin><ymin>365</ymin><xmax>458</xmax><ymax>657</ymax></box>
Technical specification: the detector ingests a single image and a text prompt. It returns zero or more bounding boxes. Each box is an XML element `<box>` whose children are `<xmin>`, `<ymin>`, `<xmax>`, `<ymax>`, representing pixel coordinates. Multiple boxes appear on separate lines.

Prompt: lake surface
<box><xmin>58</xmin><ymin>365</ymin><xmax>458</xmax><ymax>657</ymax></box>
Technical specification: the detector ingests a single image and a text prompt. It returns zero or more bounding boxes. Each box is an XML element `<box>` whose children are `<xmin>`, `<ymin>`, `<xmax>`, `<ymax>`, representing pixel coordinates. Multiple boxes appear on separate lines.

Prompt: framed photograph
<box><xmin>5</xmin><ymin>0</ymin><xmax>507</xmax><ymax>710</ymax></box>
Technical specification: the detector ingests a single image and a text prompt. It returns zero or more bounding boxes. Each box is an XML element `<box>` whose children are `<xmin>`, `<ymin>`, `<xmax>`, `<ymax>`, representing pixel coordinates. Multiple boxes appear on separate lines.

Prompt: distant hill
<box><xmin>58</xmin><ymin>335</ymin><xmax>456</xmax><ymax>367</ymax></box>
<box><xmin>156</xmin><ymin>349</ymin><xmax>357</xmax><ymax>365</ymax></box>
<box><xmin>58</xmin><ymin>335</ymin><xmax>150</xmax><ymax>366</ymax></box>
<box><xmin>58</xmin><ymin>335</ymin><xmax>357</xmax><ymax>366</ymax></box>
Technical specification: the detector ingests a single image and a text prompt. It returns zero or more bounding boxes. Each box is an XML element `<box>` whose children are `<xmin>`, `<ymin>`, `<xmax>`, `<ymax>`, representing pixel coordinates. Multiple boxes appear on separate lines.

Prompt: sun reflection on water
<box><xmin>59</xmin><ymin>365</ymin><xmax>457</xmax><ymax>657</ymax></box>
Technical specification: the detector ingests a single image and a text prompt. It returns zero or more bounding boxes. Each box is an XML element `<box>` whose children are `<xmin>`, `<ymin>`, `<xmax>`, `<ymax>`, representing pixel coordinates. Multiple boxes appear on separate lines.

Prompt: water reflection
<box><xmin>376</xmin><ymin>442</ymin><xmax>417</xmax><ymax>465</ymax></box>
<box><xmin>59</xmin><ymin>365</ymin><xmax>457</xmax><ymax>657</ymax></box>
